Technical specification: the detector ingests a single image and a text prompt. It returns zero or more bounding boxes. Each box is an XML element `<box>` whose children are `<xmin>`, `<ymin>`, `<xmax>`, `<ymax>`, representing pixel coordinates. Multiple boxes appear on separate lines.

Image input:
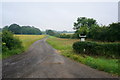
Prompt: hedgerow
<box><xmin>2</xmin><ymin>30</ymin><xmax>23</xmax><ymax>58</ymax></box>
<box><xmin>59</xmin><ymin>34</ymin><xmax>72</xmax><ymax>39</ymax></box>
<box><xmin>73</xmin><ymin>41</ymin><xmax>120</xmax><ymax>58</ymax></box>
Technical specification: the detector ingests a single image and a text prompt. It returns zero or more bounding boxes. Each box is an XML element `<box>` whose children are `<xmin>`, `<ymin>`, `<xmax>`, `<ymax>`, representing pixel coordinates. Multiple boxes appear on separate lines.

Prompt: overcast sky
<box><xmin>1</xmin><ymin>2</ymin><xmax>118</xmax><ymax>31</ymax></box>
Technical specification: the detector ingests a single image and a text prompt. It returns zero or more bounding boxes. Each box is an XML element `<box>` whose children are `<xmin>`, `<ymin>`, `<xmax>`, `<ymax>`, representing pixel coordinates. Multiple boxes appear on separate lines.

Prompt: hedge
<box><xmin>73</xmin><ymin>41</ymin><xmax>120</xmax><ymax>58</ymax></box>
<box><xmin>59</xmin><ymin>34</ymin><xmax>72</xmax><ymax>39</ymax></box>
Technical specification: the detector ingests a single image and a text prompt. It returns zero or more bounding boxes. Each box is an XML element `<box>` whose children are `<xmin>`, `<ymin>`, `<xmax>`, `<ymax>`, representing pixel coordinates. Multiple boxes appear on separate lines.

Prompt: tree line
<box><xmin>3</xmin><ymin>24</ymin><xmax>42</xmax><ymax>35</ymax></box>
<box><xmin>73</xmin><ymin>17</ymin><xmax>120</xmax><ymax>42</ymax></box>
<box><xmin>46</xmin><ymin>17</ymin><xmax>120</xmax><ymax>42</ymax></box>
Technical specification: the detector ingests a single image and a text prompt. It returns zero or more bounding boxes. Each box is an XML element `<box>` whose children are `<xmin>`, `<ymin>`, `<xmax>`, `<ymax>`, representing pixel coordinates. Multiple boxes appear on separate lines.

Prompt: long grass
<box><xmin>15</xmin><ymin>35</ymin><xmax>46</xmax><ymax>50</ymax></box>
<box><xmin>46</xmin><ymin>36</ymin><xmax>119</xmax><ymax>76</ymax></box>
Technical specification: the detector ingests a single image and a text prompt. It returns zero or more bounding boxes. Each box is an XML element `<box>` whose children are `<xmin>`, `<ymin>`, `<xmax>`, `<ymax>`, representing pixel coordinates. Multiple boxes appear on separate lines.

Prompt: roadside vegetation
<box><xmin>47</xmin><ymin>36</ymin><xmax>119</xmax><ymax>76</ymax></box>
<box><xmin>46</xmin><ymin>17</ymin><xmax>119</xmax><ymax>76</ymax></box>
<box><xmin>73</xmin><ymin>41</ymin><xmax>120</xmax><ymax>58</ymax></box>
<box><xmin>2</xmin><ymin>30</ymin><xmax>23</xmax><ymax>59</ymax></box>
<box><xmin>2</xmin><ymin>30</ymin><xmax>46</xmax><ymax>59</ymax></box>
<box><xmin>2</xmin><ymin>16</ymin><xmax>119</xmax><ymax>75</ymax></box>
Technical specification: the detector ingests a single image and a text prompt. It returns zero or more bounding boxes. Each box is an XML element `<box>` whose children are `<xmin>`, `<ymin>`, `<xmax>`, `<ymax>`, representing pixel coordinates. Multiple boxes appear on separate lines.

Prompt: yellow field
<box><xmin>15</xmin><ymin>35</ymin><xmax>46</xmax><ymax>50</ymax></box>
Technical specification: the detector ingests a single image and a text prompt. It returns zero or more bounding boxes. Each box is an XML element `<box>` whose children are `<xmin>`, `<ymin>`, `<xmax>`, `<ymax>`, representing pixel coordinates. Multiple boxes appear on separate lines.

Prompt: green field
<box><xmin>46</xmin><ymin>36</ymin><xmax>119</xmax><ymax>75</ymax></box>
<box><xmin>2</xmin><ymin>35</ymin><xmax>46</xmax><ymax>59</ymax></box>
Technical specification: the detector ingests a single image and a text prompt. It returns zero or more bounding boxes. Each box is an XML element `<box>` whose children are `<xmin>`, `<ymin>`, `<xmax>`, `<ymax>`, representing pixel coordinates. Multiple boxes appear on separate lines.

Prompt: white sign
<box><xmin>79</xmin><ymin>34</ymin><xmax>86</xmax><ymax>42</ymax></box>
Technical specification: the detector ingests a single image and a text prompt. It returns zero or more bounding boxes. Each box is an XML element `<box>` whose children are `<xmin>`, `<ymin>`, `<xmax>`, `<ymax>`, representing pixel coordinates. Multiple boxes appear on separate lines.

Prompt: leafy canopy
<box><xmin>73</xmin><ymin>17</ymin><xmax>97</xmax><ymax>30</ymax></box>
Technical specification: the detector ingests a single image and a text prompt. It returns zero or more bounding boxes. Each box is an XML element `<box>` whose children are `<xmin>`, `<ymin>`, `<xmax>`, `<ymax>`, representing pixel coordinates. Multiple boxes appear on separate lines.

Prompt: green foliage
<box><xmin>46</xmin><ymin>30</ymin><xmax>55</xmax><ymax>36</ymax></box>
<box><xmin>3</xmin><ymin>24</ymin><xmax>42</xmax><ymax>35</ymax></box>
<box><xmin>47</xmin><ymin>37</ymin><xmax>119</xmax><ymax>75</ymax></box>
<box><xmin>59</xmin><ymin>34</ymin><xmax>72</xmax><ymax>39</ymax></box>
<box><xmin>73</xmin><ymin>17</ymin><xmax>120</xmax><ymax>42</ymax></box>
<box><xmin>73</xmin><ymin>41</ymin><xmax>120</xmax><ymax>58</ymax></box>
<box><xmin>109</xmin><ymin>22</ymin><xmax>120</xmax><ymax>41</ymax></box>
<box><xmin>2</xmin><ymin>26</ymin><xmax>9</xmax><ymax>31</ymax></box>
<box><xmin>88</xmin><ymin>22</ymin><xmax>120</xmax><ymax>42</ymax></box>
<box><xmin>73</xmin><ymin>17</ymin><xmax>97</xmax><ymax>30</ymax></box>
<box><xmin>9</xmin><ymin>24</ymin><xmax>21</xmax><ymax>34</ymax></box>
<box><xmin>21</xmin><ymin>26</ymin><xmax>42</xmax><ymax>35</ymax></box>
<box><xmin>2</xmin><ymin>30</ymin><xmax>22</xmax><ymax>50</ymax></box>
<box><xmin>46</xmin><ymin>29</ymin><xmax>60</xmax><ymax>37</ymax></box>
<box><xmin>63</xmin><ymin>53</ymin><xmax>119</xmax><ymax>75</ymax></box>
<box><xmin>73</xmin><ymin>17</ymin><xmax>98</xmax><ymax>39</ymax></box>
<box><xmin>77</xmin><ymin>26</ymin><xmax>89</xmax><ymax>35</ymax></box>
<box><xmin>2</xmin><ymin>30</ymin><xmax>23</xmax><ymax>58</ymax></box>
<box><xmin>46</xmin><ymin>30</ymin><xmax>74</xmax><ymax>39</ymax></box>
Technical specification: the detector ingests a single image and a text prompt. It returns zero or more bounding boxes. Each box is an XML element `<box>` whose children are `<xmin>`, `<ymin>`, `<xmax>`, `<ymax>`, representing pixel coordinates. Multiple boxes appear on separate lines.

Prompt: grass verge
<box><xmin>46</xmin><ymin>36</ymin><xmax>119</xmax><ymax>76</ymax></box>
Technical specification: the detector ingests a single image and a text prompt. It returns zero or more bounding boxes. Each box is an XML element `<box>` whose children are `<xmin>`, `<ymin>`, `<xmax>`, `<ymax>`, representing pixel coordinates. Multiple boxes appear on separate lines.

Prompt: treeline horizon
<box><xmin>1</xmin><ymin>24</ymin><xmax>75</xmax><ymax>34</ymax></box>
<box><xmin>45</xmin><ymin>17</ymin><xmax>120</xmax><ymax>42</ymax></box>
<box><xmin>1</xmin><ymin>16</ymin><xmax>120</xmax><ymax>42</ymax></box>
<box><xmin>2</xmin><ymin>24</ymin><xmax>42</xmax><ymax>35</ymax></box>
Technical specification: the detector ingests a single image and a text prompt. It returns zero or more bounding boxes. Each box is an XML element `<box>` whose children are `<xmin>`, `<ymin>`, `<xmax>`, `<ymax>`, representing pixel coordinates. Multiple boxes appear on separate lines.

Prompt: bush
<box><xmin>73</xmin><ymin>41</ymin><xmax>120</xmax><ymax>58</ymax></box>
<box><xmin>2</xmin><ymin>30</ymin><xmax>23</xmax><ymax>55</ymax></box>
<box><xmin>59</xmin><ymin>34</ymin><xmax>72</xmax><ymax>39</ymax></box>
<box><xmin>87</xmin><ymin>23</ymin><xmax>120</xmax><ymax>42</ymax></box>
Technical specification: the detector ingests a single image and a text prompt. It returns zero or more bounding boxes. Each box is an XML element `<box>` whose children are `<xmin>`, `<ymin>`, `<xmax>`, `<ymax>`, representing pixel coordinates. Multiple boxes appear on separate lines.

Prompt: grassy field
<box><xmin>15</xmin><ymin>35</ymin><xmax>46</xmax><ymax>50</ymax></box>
<box><xmin>2</xmin><ymin>35</ymin><xmax>46</xmax><ymax>59</ymax></box>
<box><xmin>46</xmin><ymin>36</ymin><xmax>119</xmax><ymax>76</ymax></box>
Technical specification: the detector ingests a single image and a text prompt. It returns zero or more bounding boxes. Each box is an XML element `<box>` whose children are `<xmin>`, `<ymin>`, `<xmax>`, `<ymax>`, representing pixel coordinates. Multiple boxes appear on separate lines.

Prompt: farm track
<box><xmin>2</xmin><ymin>37</ymin><xmax>118</xmax><ymax>78</ymax></box>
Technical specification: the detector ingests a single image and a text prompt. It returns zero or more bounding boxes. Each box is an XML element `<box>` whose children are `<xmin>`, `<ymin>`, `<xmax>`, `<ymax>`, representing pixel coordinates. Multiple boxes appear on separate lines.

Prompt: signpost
<box><xmin>79</xmin><ymin>34</ymin><xmax>86</xmax><ymax>52</ymax></box>
<box><xmin>79</xmin><ymin>34</ymin><xmax>86</xmax><ymax>42</ymax></box>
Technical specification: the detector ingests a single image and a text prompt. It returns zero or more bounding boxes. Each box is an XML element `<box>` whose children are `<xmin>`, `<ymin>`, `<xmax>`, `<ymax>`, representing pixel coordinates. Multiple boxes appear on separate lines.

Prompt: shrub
<box><xmin>73</xmin><ymin>41</ymin><xmax>120</xmax><ymax>58</ymax></box>
<box><xmin>59</xmin><ymin>34</ymin><xmax>72</xmax><ymax>39</ymax></box>
<box><xmin>96</xmin><ymin>43</ymin><xmax>120</xmax><ymax>58</ymax></box>
<box><xmin>2</xmin><ymin>30</ymin><xmax>23</xmax><ymax>55</ymax></box>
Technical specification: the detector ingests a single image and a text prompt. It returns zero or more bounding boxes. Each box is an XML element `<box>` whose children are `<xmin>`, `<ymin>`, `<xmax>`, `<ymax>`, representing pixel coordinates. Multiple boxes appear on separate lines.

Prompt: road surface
<box><xmin>2</xmin><ymin>37</ymin><xmax>118</xmax><ymax>78</ymax></box>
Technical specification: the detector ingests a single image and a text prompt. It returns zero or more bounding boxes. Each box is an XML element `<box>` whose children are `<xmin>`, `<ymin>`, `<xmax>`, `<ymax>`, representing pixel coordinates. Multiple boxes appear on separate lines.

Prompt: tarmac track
<box><xmin>2</xmin><ymin>37</ymin><xmax>118</xmax><ymax>78</ymax></box>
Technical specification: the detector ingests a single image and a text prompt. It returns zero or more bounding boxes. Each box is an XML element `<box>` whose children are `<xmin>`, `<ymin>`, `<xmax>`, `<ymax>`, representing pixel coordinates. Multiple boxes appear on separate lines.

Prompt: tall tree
<box><xmin>109</xmin><ymin>22</ymin><xmax>120</xmax><ymax>41</ymax></box>
<box><xmin>73</xmin><ymin>17</ymin><xmax>98</xmax><ymax>37</ymax></box>
<box><xmin>73</xmin><ymin>17</ymin><xmax>97</xmax><ymax>30</ymax></box>
<box><xmin>8</xmin><ymin>24</ymin><xmax>21</xmax><ymax>34</ymax></box>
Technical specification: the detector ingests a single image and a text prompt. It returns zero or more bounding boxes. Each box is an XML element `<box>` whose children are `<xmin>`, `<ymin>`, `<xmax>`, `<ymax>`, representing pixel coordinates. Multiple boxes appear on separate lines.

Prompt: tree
<box><xmin>21</xmin><ymin>26</ymin><xmax>42</xmax><ymax>35</ymax></box>
<box><xmin>3</xmin><ymin>24</ymin><xmax>42</xmax><ymax>35</ymax></box>
<box><xmin>78</xmin><ymin>26</ymin><xmax>89</xmax><ymax>36</ymax></box>
<box><xmin>108</xmin><ymin>22</ymin><xmax>120</xmax><ymax>41</ymax></box>
<box><xmin>8</xmin><ymin>24</ymin><xmax>21</xmax><ymax>34</ymax></box>
<box><xmin>46</xmin><ymin>30</ymin><xmax>55</xmax><ymax>36</ymax></box>
<box><xmin>73</xmin><ymin>17</ymin><xmax>98</xmax><ymax>38</ymax></box>
<box><xmin>2</xmin><ymin>26</ymin><xmax>9</xmax><ymax>31</ymax></box>
<box><xmin>87</xmin><ymin>22</ymin><xmax>120</xmax><ymax>42</ymax></box>
<box><xmin>73</xmin><ymin>17</ymin><xmax>97</xmax><ymax>30</ymax></box>
<box><xmin>88</xmin><ymin>26</ymin><xmax>109</xmax><ymax>41</ymax></box>
<box><xmin>46</xmin><ymin>29</ymin><xmax>60</xmax><ymax>37</ymax></box>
